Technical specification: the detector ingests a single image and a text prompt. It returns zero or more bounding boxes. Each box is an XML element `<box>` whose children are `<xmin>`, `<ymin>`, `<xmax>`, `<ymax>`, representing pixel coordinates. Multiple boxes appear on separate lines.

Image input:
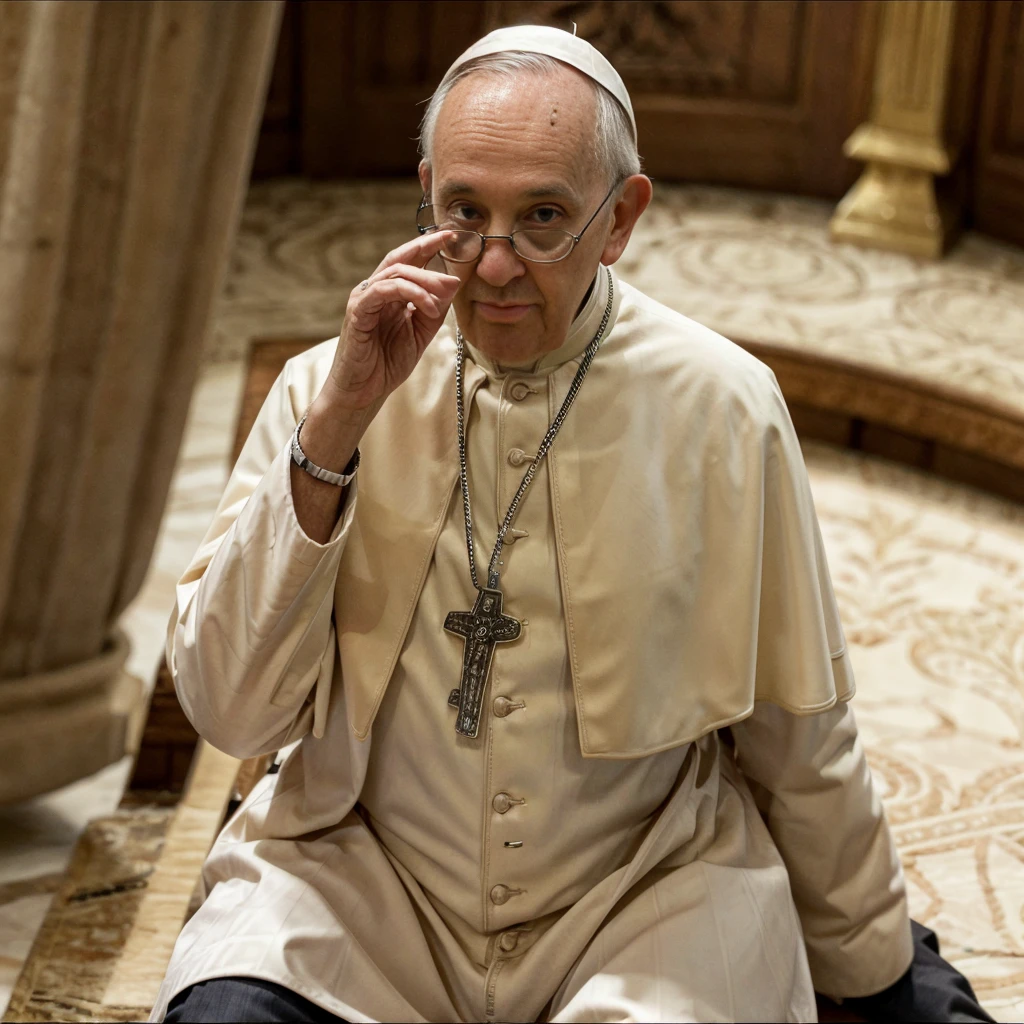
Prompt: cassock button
<box><xmin>492</xmin><ymin>792</ymin><xmax>513</xmax><ymax>814</ymax></box>
<box><xmin>490</xmin><ymin>884</ymin><xmax>512</xmax><ymax>905</ymax></box>
<box><xmin>493</xmin><ymin>696</ymin><xmax>524</xmax><ymax>718</ymax></box>
<box><xmin>507</xmin><ymin>448</ymin><xmax>528</xmax><ymax>467</ymax></box>
<box><xmin>499</xmin><ymin>932</ymin><xmax>520</xmax><ymax>952</ymax></box>
<box><xmin>510</xmin><ymin>382</ymin><xmax>532</xmax><ymax>402</ymax></box>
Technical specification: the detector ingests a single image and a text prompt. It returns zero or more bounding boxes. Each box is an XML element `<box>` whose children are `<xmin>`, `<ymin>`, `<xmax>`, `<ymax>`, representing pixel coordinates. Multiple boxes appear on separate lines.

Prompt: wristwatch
<box><xmin>290</xmin><ymin>412</ymin><xmax>360</xmax><ymax>487</ymax></box>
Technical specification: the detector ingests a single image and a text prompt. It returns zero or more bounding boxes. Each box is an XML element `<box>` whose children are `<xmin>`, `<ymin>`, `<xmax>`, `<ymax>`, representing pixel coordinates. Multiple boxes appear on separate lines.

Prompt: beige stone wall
<box><xmin>0</xmin><ymin>0</ymin><xmax>282</xmax><ymax>804</ymax></box>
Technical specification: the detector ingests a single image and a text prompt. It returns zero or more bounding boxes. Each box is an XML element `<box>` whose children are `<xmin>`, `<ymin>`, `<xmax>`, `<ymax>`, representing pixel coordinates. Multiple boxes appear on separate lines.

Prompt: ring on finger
<box><xmin>359</xmin><ymin>280</ymin><xmax>370</xmax><ymax>291</ymax></box>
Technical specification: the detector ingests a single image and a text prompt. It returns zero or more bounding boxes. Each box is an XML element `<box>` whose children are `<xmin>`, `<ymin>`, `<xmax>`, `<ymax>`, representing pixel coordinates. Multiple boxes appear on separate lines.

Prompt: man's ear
<box><xmin>418</xmin><ymin>160</ymin><xmax>432</xmax><ymax>198</ymax></box>
<box><xmin>601</xmin><ymin>174</ymin><xmax>653</xmax><ymax>266</ymax></box>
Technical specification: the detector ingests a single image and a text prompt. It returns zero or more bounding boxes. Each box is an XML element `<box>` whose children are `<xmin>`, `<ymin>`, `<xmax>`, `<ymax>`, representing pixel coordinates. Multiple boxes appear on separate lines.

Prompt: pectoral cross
<box><xmin>444</xmin><ymin>588</ymin><xmax>521</xmax><ymax>737</ymax></box>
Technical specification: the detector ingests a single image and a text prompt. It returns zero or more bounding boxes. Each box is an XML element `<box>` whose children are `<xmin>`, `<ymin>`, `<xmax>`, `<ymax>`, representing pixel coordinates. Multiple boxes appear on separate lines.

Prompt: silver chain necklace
<box><xmin>442</xmin><ymin>273</ymin><xmax>615</xmax><ymax>737</ymax></box>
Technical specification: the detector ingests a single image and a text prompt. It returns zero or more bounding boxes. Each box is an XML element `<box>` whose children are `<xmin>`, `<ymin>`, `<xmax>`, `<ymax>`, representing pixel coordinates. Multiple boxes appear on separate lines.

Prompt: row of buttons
<box><xmin>491</xmin><ymin>380</ymin><xmax>532</xmax><ymax>923</ymax></box>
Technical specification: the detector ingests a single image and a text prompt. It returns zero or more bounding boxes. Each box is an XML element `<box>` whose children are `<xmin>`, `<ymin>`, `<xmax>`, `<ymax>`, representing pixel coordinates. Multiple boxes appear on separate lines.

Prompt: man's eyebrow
<box><xmin>522</xmin><ymin>183</ymin><xmax>580</xmax><ymax>202</ymax></box>
<box><xmin>435</xmin><ymin>182</ymin><xmax>581</xmax><ymax>205</ymax></box>
<box><xmin>436</xmin><ymin>182</ymin><xmax>476</xmax><ymax>205</ymax></box>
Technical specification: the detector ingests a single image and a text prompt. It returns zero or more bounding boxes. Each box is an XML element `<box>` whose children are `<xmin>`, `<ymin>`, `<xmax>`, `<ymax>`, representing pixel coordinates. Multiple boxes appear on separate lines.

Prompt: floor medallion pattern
<box><xmin>807</xmin><ymin>443</ymin><xmax>1024</xmax><ymax>1020</ymax></box>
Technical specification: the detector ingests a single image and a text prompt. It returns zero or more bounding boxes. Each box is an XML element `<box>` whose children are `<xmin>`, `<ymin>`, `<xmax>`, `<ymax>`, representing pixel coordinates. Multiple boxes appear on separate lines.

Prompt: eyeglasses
<box><xmin>416</xmin><ymin>182</ymin><xmax>619</xmax><ymax>264</ymax></box>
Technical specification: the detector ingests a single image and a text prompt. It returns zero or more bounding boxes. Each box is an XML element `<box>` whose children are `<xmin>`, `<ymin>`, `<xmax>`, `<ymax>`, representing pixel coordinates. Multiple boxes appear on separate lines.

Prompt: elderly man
<box><xmin>154</xmin><ymin>26</ymin><xmax>991</xmax><ymax>1024</ymax></box>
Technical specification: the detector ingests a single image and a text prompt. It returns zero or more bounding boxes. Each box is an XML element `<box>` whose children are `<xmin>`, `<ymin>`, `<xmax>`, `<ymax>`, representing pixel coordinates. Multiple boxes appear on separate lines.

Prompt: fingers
<box><xmin>376</xmin><ymin>262</ymin><xmax>461</xmax><ymax>300</ymax></box>
<box><xmin>348</xmin><ymin>276</ymin><xmax>444</xmax><ymax>323</ymax></box>
<box><xmin>374</xmin><ymin>230</ymin><xmax>461</xmax><ymax>275</ymax></box>
<box><xmin>353</xmin><ymin>244</ymin><xmax>462</xmax><ymax>324</ymax></box>
<box><xmin>346</xmin><ymin>233</ymin><xmax>463</xmax><ymax>338</ymax></box>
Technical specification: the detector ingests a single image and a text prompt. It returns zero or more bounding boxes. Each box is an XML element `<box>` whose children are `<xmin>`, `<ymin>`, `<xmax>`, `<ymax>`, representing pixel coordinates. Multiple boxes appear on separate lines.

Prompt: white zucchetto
<box><xmin>441</xmin><ymin>25</ymin><xmax>637</xmax><ymax>142</ymax></box>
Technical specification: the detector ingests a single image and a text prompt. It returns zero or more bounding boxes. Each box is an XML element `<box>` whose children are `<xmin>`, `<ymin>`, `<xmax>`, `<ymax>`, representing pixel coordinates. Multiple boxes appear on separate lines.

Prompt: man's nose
<box><xmin>475</xmin><ymin>235</ymin><xmax>527</xmax><ymax>289</ymax></box>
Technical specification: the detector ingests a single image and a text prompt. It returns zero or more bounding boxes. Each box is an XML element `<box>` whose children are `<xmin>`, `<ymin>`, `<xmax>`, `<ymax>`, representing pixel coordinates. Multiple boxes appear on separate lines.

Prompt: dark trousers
<box><xmin>164</xmin><ymin>921</ymin><xmax>994</xmax><ymax>1023</ymax></box>
<box><xmin>165</xmin><ymin>976</ymin><xmax>346</xmax><ymax>1023</ymax></box>
<box><xmin>831</xmin><ymin>921</ymin><xmax>996</xmax><ymax>1023</ymax></box>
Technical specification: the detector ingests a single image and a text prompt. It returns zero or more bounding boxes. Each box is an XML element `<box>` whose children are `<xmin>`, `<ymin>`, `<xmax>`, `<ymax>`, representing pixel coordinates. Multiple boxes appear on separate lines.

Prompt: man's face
<box><xmin>422</xmin><ymin>67</ymin><xmax>617</xmax><ymax>367</ymax></box>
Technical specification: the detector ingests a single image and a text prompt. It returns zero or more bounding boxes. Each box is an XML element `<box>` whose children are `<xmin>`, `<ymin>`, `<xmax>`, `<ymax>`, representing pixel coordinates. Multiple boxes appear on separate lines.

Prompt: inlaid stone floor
<box><xmin>3</xmin><ymin>180</ymin><xmax>1024</xmax><ymax>1020</ymax></box>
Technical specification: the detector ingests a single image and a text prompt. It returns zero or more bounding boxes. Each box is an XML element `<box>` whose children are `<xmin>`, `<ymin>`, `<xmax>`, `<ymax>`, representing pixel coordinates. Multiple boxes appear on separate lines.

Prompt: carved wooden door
<box><xmin>972</xmin><ymin>0</ymin><xmax>1024</xmax><ymax>247</ymax></box>
<box><xmin>300</xmin><ymin>0</ymin><xmax>488</xmax><ymax>177</ymax></box>
<box><xmin>255</xmin><ymin>0</ymin><xmax>878</xmax><ymax>198</ymax></box>
<box><xmin>484</xmin><ymin>0</ymin><xmax>878</xmax><ymax>196</ymax></box>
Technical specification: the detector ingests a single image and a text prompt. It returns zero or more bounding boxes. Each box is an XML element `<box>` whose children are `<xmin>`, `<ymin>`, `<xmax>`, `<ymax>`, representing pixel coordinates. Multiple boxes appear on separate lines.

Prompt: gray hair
<box><xmin>418</xmin><ymin>52</ymin><xmax>641</xmax><ymax>186</ymax></box>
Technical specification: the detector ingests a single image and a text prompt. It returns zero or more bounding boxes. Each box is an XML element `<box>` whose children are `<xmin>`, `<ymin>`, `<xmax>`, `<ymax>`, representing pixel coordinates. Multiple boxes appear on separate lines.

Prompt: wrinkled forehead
<box><xmin>431</xmin><ymin>66</ymin><xmax>599</xmax><ymax>199</ymax></box>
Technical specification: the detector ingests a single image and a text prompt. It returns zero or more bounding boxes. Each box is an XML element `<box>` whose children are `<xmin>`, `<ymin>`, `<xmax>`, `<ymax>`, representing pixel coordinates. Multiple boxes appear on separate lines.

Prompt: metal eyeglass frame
<box><xmin>416</xmin><ymin>181</ymin><xmax>620</xmax><ymax>264</ymax></box>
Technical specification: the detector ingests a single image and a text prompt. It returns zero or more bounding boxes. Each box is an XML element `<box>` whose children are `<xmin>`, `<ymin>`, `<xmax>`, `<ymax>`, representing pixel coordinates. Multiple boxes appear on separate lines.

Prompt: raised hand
<box><xmin>323</xmin><ymin>230</ymin><xmax>461</xmax><ymax>418</ymax></box>
<box><xmin>289</xmin><ymin>231</ymin><xmax>462</xmax><ymax>542</ymax></box>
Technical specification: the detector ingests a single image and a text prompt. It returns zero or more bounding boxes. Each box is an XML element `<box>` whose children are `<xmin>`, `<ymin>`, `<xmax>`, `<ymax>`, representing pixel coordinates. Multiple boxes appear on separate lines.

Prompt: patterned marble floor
<box><xmin>3</xmin><ymin>180</ymin><xmax>1024</xmax><ymax>1020</ymax></box>
<box><xmin>809</xmin><ymin>445</ymin><xmax>1024</xmax><ymax>1020</ymax></box>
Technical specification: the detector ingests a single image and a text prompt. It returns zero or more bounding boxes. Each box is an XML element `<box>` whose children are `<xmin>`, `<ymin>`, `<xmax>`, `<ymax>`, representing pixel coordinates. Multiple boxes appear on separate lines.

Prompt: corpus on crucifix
<box><xmin>445</xmin><ymin>589</ymin><xmax>521</xmax><ymax>737</ymax></box>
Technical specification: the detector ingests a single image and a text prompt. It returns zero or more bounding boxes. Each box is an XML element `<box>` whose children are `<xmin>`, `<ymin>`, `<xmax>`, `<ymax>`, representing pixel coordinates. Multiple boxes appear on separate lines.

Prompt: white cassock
<box><xmin>151</xmin><ymin>264</ymin><xmax>913</xmax><ymax>1022</ymax></box>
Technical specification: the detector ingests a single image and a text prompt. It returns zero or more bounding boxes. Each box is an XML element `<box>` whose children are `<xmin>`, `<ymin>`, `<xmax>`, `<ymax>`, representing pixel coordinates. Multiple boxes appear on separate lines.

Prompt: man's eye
<box><xmin>449</xmin><ymin>205</ymin><xmax>481</xmax><ymax>224</ymax></box>
<box><xmin>530</xmin><ymin>207</ymin><xmax>561</xmax><ymax>225</ymax></box>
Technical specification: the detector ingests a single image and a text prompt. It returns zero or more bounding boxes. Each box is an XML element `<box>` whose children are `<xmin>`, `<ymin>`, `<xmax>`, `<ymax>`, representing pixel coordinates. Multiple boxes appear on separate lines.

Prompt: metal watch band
<box><xmin>290</xmin><ymin>412</ymin><xmax>360</xmax><ymax>487</ymax></box>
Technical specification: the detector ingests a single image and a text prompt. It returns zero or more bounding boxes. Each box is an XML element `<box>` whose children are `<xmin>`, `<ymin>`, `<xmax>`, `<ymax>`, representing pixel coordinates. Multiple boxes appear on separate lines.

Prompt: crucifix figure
<box><xmin>444</xmin><ymin>588</ymin><xmax>521</xmax><ymax>737</ymax></box>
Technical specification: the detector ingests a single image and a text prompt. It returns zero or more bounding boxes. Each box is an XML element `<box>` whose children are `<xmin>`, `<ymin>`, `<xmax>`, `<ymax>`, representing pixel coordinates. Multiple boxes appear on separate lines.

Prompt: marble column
<box><xmin>0</xmin><ymin>0</ymin><xmax>282</xmax><ymax>804</ymax></box>
<box><xmin>830</xmin><ymin>0</ymin><xmax>958</xmax><ymax>258</ymax></box>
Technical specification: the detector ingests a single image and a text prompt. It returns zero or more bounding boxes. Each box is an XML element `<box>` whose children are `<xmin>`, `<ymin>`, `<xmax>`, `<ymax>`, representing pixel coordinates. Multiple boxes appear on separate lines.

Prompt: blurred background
<box><xmin>1</xmin><ymin>1</ymin><xmax>1023</xmax><ymax>1020</ymax></box>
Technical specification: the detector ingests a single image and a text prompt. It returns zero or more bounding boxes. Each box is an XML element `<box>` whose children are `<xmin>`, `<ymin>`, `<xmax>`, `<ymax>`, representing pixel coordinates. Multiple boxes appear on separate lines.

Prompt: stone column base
<box><xmin>0</xmin><ymin>629</ymin><xmax>144</xmax><ymax>805</ymax></box>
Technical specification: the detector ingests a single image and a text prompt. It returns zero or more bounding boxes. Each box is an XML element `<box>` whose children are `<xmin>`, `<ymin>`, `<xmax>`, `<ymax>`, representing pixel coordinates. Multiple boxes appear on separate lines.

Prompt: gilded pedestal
<box><xmin>830</xmin><ymin>0</ymin><xmax>958</xmax><ymax>258</ymax></box>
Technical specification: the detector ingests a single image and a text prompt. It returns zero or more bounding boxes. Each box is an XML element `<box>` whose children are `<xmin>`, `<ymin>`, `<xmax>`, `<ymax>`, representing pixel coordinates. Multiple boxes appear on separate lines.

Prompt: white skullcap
<box><xmin>441</xmin><ymin>25</ymin><xmax>636</xmax><ymax>143</ymax></box>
